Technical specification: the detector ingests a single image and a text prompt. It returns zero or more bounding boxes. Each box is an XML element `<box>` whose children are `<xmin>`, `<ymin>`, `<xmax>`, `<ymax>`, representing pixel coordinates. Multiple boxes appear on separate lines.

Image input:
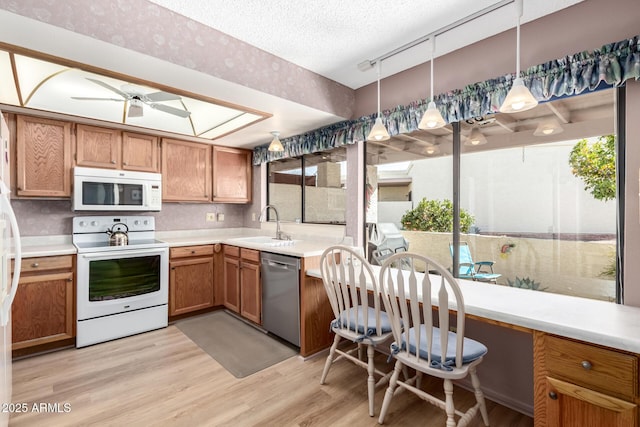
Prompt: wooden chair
<box><xmin>319</xmin><ymin>245</ymin><xmax>394</xmax><ymax>417</ymax></box>
<box><xmin>378</xmin><ymin>252</ymin><xmax>490</xmax><ymax>427</ymax></box>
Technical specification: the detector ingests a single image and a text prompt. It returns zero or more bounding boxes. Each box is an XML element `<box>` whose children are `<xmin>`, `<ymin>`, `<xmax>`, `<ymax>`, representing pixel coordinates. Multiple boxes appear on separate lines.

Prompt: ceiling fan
<box><xmin>71</xmin><ymin>78</ymin><xmax>191</xmax><ymax>118</ymax></box>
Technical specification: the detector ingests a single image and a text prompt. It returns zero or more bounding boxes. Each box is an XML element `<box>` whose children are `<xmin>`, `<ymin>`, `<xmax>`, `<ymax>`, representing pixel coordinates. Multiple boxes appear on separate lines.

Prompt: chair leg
<box><xmin>367</xmin><ymin>344</ymin><xmax>375</xmax><ymax>417</ymax></box>
<box><xmin>443</xmin><ymin>379</ymin><xmax>456</xmax><ymax>427</ymax></box>
<box><xmin>358</xmin><ymin>342</ymin><xmax>364</xmax><ymax>361</ymax></box>
<box><xmin>416</xmin><ymin>371</ymin><xmax>423</xmax><ymax>389</ymax></box>
<box><xmin>378</xmin><ymin>360</ymin><xmax>403</xmax><ymax>425</ymax></box>
<box><xmin>470</xmin><ymin>366</ymin><xmax>490</xmax><ymax>426</ymax></box>
<box><xmin>320</xmin><ymin>334</ymin><xmax>341</xmax><ymax>385</ymax></box>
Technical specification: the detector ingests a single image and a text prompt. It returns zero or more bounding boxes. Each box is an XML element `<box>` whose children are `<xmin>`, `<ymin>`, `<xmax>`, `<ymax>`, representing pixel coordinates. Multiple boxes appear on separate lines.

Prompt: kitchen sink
<box><xmin>228</xmin><ymin>236</ymin><xmax>298</xmax><ymax>247</ymax></box>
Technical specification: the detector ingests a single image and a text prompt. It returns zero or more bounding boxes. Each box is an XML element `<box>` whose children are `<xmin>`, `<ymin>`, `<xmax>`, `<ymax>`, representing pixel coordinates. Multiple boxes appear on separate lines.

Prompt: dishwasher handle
<box><xmin>262</xmin><ymin>259</ymin><xmax>297</xmax><ymax>271</ymax></box>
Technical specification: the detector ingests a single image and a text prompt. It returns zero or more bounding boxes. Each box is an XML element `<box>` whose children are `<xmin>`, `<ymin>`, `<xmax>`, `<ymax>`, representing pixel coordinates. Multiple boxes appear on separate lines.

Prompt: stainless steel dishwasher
<box><xmin>261</xmin><ymin>252</ymin><xmax>300</xmax><ymax>347</ymax></box>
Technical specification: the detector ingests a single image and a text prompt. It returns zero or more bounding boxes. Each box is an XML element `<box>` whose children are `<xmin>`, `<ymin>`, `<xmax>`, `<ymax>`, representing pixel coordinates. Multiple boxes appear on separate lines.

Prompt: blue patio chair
<box><xmin>450</xmin><ymin>242</ymin><xmax>501</xmax><ymax>283</ymax></box>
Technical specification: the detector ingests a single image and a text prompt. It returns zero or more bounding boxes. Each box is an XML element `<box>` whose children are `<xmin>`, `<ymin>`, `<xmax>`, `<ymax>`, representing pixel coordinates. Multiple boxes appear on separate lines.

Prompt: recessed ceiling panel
<box><xmin>0</xmin><ymin>49</ymin><xmax>270</xmax><ymax>141</ymax></box>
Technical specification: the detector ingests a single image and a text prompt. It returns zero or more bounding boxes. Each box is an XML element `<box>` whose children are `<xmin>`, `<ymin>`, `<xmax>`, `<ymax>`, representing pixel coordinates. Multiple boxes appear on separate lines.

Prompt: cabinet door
<box><xmin>545</xmin><ymin>377</ymin><xmax>637</xmax><ymax>427</ymax></box>
<box><xmin>75</xmin><ymin>124</ymin><xmax>122</xmax><ymax>169</ymax></box>
<box><xmin>212</xmin><ymin>146</ymin><xmax>252</xmax><ymax>203</ymax></box>
<box><xmin>16</xmin><ymin>116</ymin><xmax>71</xmax><ymax>197</ymax></box>
<box><xmin>161</xmin><ymin>138</ymin><xmax>211</xmax><ymax>202</ymax></box>
<box><xmin>12</xmin><ymin>271</ymin><xmax>74</xmax><ymax>350</ymax></box>
<box><xmin>122</xmin><ymin>132</ymin><xmax>159</xmax><ymax>172</ymax></box>
<box><xmin>169</xmin><ymin>257</ymin><xmax>214</xmax><ymax>316</ymax></box>
<box><xmin>223</xmin><ymin>256</ymin><xmax>240</xmax><ymax>313</ymax></box>
<box><xmin>240</xmin><ymin>260</ymin><xmax>261</xmax><ymax>324</ymax></box>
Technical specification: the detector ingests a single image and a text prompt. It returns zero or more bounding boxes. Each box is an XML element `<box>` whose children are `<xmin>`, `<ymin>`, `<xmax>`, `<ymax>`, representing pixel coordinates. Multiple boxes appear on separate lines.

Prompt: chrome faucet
<box><xmin>259</xmin><ymin>205</ymin><xmax>290</xmax><ymax>240</ymax></box>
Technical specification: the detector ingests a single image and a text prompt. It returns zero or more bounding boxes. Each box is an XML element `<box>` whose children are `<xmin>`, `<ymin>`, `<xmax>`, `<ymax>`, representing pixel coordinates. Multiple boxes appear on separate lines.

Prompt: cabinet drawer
<box><xmin>14</xmin><ymin>255</ymin><xmax>73</xmax><ymax>274</ymax></box>
<box><xmin>170</xmin><ymin>245</ymin><xmax>214</xmax><ymax>259</ymax></box>
<box><xmin>240</xmin><ymin>248</ymin><xmax>260</xmax><ymax>263</ymax></box>
<box><xmin>544</xmin><ymin>334</ymin><xmax>638</xmax><ymax>400</ymax></box>
<box><xmin>223</xmin><ymin>245</ymin><xmax>240</xmax><ymax>258</ymax></box>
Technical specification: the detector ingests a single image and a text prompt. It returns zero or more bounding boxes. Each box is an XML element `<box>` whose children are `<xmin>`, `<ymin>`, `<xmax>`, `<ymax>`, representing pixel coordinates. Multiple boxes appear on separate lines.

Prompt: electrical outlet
<box><xmin>206</xmin><ymin>212</ymin><xmax>216</xmax><ymax>222</ymax></box>
<box><xmin>217</xmin><ymin>213</ymin><xmax>225</xmax><ymax>222</ymax></box>
<box><xmin>252</xmin><ymin>212</ymin><xmax>256</xmax><ymax>221</ymax></box>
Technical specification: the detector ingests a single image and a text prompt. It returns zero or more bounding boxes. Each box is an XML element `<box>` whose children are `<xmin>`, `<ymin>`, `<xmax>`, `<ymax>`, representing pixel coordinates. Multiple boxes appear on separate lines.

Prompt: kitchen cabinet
<box><xmin>76</xmin><ymin>125</ymin><xmax>159</xmax><ymax>172</ymax></box>
<box><xmin>11</xmin><ymin>255</ymin><xmax>74</xmax><ymax>353</ymax></box>
<box><xmin>223</xmin><ymin>245</ymin><xmax>261</xmax><ymax>324</ymax></box>
<box><xmin>533</xmin><ymin>331</ymin><xmax>638</xmax><ymax>426</ymax></box>
<box><xmin>212</xmin><ymin>146</ymin><xmax>252</xmax><ymax>203</ymax></box>
<box><xmin>15</xmin><ymin>115</ymin><xmax>72</xmax><ymax>197</ymax></box>
<box><xmin>161</xmin><ymin>138</ymin><xmax>211</xmax><ymax>202</ymax></box>
<box><xmin>169</xmin><ymin>245</ymin><xmax>214</xmax><ymax>317</ymax></box>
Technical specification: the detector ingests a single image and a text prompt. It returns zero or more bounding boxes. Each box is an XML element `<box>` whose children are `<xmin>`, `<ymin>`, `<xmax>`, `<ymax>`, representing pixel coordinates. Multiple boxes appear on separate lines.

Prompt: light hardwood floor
<box><xmin>9</xmin><ymin>326</ymin><xmax>533</xmax><ymax>426</ymax></box>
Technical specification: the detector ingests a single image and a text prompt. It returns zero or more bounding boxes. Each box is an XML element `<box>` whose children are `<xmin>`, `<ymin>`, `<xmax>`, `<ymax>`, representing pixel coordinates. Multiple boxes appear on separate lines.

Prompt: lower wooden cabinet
<box><xmin>534</xmin><ymin>331</ymin><xmax>639</xmax><ymax>427</ymax></box>
<box><xmin>223</xmin><ymin>246</ymin><xmax>261</xmax><ymax>325</ymax></box>
<box><xmin>169</xmin><ymin>245</ymin><xmax>214</xmax><ymax>317</ymax></box>
<box><xmin>12</xmin><ymin>255</ymin><xmax>74</xmax><ymax>351</ymax></box>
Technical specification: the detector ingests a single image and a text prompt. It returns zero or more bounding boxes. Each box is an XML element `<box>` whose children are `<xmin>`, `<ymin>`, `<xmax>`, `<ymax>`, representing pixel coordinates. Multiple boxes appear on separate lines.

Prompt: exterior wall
<box><xmin>402</xmin><ymin>231</ymin><xmax>615</xmax><ymax>301</ymax></box>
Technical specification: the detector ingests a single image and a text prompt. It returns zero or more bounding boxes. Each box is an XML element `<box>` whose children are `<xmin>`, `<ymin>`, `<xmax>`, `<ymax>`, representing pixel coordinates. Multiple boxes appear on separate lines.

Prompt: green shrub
<box><xmin>506</xmin><ymin>276</ymin><xmax>548</xmax><ymax>291</ymax></box>
<box><xmin>401</xmin><ymin>198</ymin><xmax>474</xmax><ymax>233</ymax></box>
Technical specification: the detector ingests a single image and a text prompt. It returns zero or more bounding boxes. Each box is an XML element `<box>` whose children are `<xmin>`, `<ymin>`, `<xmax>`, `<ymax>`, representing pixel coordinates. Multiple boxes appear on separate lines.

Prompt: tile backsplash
<box><xmin>12</xmin><ymin>199</ymin><xmax>251</xmax><ymax>236</ymax></box>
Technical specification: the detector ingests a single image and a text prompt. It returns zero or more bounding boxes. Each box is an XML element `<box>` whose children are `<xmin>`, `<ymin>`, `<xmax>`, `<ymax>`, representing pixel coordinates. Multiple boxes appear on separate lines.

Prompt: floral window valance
<box><xmin>253</xmin><ymin>34</ymin><xmax>639</xmax><ymax>165</ymax></box>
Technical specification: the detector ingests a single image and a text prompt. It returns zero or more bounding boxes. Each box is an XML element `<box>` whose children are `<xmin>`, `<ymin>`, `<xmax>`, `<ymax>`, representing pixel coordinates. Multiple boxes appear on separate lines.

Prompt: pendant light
<box><xmin>419</xmin><ymin>37</ymin><xmax>446</xmax><ymax>130</ymax></box>
<box><xmin>367</xmin><ymin>61</ymin><xmax>390</xmax><ymax>141</ymax></box>
<box><xmin>268</xmin><ymin>131</ymin><xmax>284</xmax><ymax>152</ymax></box>
<box><xmin>499</xmin><ymin>0</ymin><xmax>538</xmax><ymax>113</ymax></box>
<box><xmin>533</xmin><ymin>117</ymin><xmax>564</xmax><ymax>136</ymax></box>
<box><xmin>464</xmin><ymin>128</ymin><xmax>487</xmax><ymax>146</ymax></box>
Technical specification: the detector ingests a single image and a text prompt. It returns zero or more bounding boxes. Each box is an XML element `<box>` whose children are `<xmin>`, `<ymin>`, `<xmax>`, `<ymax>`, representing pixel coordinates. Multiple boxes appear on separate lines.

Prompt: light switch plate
<box><xmin>206</xmin><ymin>212</ymin><xmax>216</xmax><ymax>222</ymax></box>
<box><xmin>217</xmin><ymin>213</ymin><xmax>225</xmax><ymax>222</ymax></box>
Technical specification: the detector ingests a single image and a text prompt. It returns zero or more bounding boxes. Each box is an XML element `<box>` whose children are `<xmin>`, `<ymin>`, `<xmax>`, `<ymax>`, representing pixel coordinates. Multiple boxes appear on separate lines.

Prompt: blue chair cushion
<box><xmin>331</xmin><ymin>306</ymin><xmax>393</xmax><ymax>340</ymax></box>
<box><xmin>399</xmin><ymin>325</ymin><xmax>487</xmax><ymax>370</ymax></box>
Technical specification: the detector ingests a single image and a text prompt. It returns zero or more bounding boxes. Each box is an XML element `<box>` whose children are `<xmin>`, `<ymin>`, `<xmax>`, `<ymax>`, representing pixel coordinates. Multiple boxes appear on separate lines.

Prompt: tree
<box><xmin>568</xmin><ymin>134</ymin><xmax>616</xmax><ymax>201</ymax></box>
<box><xmin>401</xmin><ymin>198</ymin><xmax>474</xmax><ymax>233</ymax></box>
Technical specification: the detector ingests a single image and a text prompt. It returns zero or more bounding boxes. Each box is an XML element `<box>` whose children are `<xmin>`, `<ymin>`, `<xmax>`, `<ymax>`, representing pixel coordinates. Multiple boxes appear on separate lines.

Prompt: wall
<box><xmin>12</xmin><ymin>199</ymin><xmax>246</xmax><ymax>236</ymax></box>
<box><xmin>354</xmin><ymin>0</ymin><xmax>640</xmax><ymax>118</ymax></box>
<box><xmin>624</xmin><ymin>80</ymin><xmax>640</xmax><ymax>305</ymax></box>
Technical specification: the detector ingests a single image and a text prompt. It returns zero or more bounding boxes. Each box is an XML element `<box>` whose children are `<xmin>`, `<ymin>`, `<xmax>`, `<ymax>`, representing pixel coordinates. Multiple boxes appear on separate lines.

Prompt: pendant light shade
<box><xmin>268</xmin><ymin>131</ymin><xmax>284</xmax><ymax>152</ymax></box>
<box><xmin>499</xmin><ymin>0</ymin><xmax>538</xmax><ymax>114</ymax></box>
<box><xmin>419</xmin><ymin>38</ymin><xmax>446</xmax><ymax>130</ymax></box>
<box><xmin>367</xmin><ymin>61</ymin><xmax>390</xmax><ymax>141</ymax></box>
<box><xmin>465</xmin><ymin>128</ymin><xmax>487</xmax><ymax>146</ymax></box>
<box><xmin>533</xmin><ymin>118</ymin><xmax>564</xmax><ymax>136</ymax></box>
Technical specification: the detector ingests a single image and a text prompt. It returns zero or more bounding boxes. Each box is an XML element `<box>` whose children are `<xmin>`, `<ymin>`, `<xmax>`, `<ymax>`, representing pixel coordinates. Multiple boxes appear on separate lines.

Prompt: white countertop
<box><xmin>306</xmin><ymin>266</ymin><xmax>640</xmax><ymax>354</ymax></box>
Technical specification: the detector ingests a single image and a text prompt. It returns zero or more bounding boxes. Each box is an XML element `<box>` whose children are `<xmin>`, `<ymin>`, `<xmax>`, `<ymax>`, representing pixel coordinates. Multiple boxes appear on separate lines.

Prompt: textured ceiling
<box><xmin>147</xmin><ymin>0</ymin><xmax>584</xmax><ymax>89</ymax></box>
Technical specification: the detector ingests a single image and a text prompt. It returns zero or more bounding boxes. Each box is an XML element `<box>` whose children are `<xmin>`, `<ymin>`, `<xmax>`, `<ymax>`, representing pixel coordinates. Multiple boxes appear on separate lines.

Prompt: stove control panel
<box><xmin>73</xmin><ymin>215</ymin><xmax>155</xmax><ymax>234</ymax></box>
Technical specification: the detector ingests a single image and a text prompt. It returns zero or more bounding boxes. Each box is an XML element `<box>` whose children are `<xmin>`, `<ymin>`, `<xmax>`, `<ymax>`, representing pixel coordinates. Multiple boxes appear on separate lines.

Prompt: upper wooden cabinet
<box><xmin>76</xmin><ymin>125</ymin><xmax>159</xmax><ymax>172</ymax></box>
<box><xmin>161</xmin><ymin>138</ymin><xmax>211</xmax><ymax>202</ymax></box>
<box><xmin>212</xmin><ymin>146</ymin><xmax>252</xmax><ymax>203</ymax></box>
<box><xmin>16</xmin><ymin>115</ymin><xmax>72</xmax><ymax>197</ymax></box>
<box><xmin>122</xmin><ymin>132</ymin><xmax>159</xmax><ymax>172</ymax></box>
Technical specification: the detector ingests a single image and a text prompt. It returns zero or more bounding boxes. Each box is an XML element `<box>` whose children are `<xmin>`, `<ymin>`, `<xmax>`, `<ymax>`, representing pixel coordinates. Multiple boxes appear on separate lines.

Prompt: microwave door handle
<box><xmin>113</xmin><ymin>183</ymin><xmax>120</xmax><ymax>206</ymax></box>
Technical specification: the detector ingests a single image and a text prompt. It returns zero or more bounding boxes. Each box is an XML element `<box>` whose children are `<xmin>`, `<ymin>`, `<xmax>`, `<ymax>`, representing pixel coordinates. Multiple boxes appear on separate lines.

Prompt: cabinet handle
<box><xmin>191</xmin><ymin>250</ymin><xmax>196</xmax><ymax>254</ymax></box>
<box><xmin>548</xmin><ymin>391</ymin><xmax>558</xmax><ymax>400</ymax></box>
<box><xmin>581</xmin><ymin>360</ymin><xmax>592</xmax><ymax>370</ymax></box>
<box><xmin>123</xmin><ymin>162</ymin><xmax>128</xmax><ymax>166</ymax></box>
<box><xmin>67</xmin><ymin>278</ymin><xmax>73</xmax><ymax>282</ymax></box>
<box><xmin>111</xmin><ymin>160</ymin><xmax>116</xmax><ymax>164</ymax></box>
<box><xmin>31</xmin><ymin>262</ymin><xmax>39</xmax><ymax>268</ymax></box>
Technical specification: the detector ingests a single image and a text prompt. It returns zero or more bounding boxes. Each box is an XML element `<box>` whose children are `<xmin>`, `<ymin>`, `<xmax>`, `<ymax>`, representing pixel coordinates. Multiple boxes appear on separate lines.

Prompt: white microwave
<box><xmin>73</xmin><ymin>167</ymin><xmax>162</xmax><ymax>212</ymax></box>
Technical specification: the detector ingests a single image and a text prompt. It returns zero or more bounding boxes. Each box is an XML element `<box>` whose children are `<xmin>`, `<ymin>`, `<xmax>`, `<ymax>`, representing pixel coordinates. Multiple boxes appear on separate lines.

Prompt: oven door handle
<box><xmin>80</xmin><ymin>248</ymin><xmax>167</xmax><ymax>260</ymax></box>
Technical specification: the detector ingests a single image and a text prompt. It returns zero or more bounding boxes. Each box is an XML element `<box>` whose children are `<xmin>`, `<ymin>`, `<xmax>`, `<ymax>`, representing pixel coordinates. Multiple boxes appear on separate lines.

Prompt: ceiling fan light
<box><xmin>128</xmin><ymin>98</ymin><xmax>143</xmax><ymax>117</ymax></box>
<box><xmin>367</xmin><ymin>117</ymin><xmax>390</xmax><ymax>141</ymax></box>
<box><xmin>499</xmin><ymin>77</ymin><xmax>538</xmax><ymax>113</ymax></box>
<box><xmin>268</xmin><ymin>131</ymin><xmax>284</xmax><ymax>152</ymax></box>
<box><xmin>419</xmin><ymin>101</ymin><xmax>446</xmax><ymax>129</ymax></box>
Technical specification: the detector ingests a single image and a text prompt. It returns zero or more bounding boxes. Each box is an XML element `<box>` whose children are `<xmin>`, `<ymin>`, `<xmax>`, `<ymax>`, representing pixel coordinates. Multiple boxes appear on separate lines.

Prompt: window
<box><xmin>267</xmin><ymin>147</ymin><xmax>347</xmax><ymax>224</ymax></box>
<box><xmin>365</xmin><ymin>88</ymin><xmax>618</xmax><ymax>302</ymax></box>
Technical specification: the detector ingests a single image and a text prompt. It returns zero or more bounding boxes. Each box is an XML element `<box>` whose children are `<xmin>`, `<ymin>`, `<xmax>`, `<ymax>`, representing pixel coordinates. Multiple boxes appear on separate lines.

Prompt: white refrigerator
<box><xmin>0</xmin><ymin>111</ymin><xmax>21</xmax><ymax>427</ymax></box>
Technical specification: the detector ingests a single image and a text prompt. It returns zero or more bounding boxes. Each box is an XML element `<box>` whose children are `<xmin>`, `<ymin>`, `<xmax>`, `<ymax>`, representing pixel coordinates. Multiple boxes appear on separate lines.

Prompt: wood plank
<box><xmin>10</xmin><ymin>326</ymin><xmax>533</xmax><ymax>426</ymax></box>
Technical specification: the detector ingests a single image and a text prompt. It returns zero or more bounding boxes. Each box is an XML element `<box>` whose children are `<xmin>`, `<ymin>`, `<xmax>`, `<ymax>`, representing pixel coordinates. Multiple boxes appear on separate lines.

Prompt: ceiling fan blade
<box><xmin>149</xmin><ymin>103</ymin><xmax>191</xmax><ymax>118</ymax></box>
<box><xmin>145</xmin><ymin>91</ymin><xmax>182</xmax><ymax>102</ymax></box>
<box><xmin>85</xmin><ymin>78</ymin><xmax>129</xmax><ymax>99</ymax></box>
<box><xmin>71</xmin><ymin>97</ymin><xmax>125</xmax><ymax>102</ymax></box>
